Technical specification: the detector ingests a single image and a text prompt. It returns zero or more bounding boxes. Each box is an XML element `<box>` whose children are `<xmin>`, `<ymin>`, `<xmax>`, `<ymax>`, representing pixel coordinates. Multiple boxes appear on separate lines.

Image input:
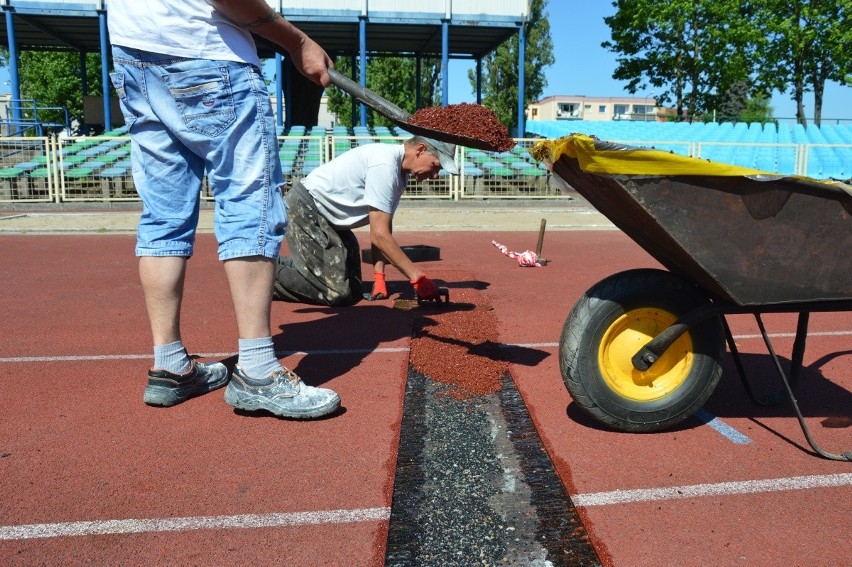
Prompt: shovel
<box><xmin>327</xmin><ymin>69</ymin><xmax>503</xmax><ymax>152</ymax></box>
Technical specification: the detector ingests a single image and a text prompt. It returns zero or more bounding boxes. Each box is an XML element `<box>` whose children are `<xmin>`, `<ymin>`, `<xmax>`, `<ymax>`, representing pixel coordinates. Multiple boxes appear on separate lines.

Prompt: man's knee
<box><xmin>324</xmin><ymin>287</ymin><xmax>361</xmax><ymax>307</ymax></box>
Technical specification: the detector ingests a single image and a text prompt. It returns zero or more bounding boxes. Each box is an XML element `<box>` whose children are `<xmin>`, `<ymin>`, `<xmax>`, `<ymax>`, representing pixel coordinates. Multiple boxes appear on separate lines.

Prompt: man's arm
<box><xmin>206</xmin><ymin>0</ymin><xmax>331</xmax><ymax>87</ymax></box>
<box><xmin>368</xmin><ymin>208</ymin><xmax>423</xmax><ymax>282</ymax></box>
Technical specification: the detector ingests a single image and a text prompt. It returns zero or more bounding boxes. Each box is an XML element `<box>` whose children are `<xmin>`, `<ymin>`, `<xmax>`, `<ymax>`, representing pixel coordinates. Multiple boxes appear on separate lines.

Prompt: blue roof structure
<box><xmin>0</xmin><ymin>0</ymin><xmax>530</xmax><ymax>132</ymax></box>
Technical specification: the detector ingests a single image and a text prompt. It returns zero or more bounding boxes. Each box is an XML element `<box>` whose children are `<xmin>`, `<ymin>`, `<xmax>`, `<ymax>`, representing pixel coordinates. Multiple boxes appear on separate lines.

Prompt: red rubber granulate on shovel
<box><xmin>408</xmin><ymin>103</ymin><xmax>516</xmax><ymax>153</ymax></box>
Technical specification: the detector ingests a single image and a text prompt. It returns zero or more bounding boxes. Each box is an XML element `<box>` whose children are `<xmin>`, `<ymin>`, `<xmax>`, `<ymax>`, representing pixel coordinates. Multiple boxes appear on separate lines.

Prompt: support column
<box><xmin>476</xmin><ymin>58</ymin><xmax>482</xmax><ymax>105</ymax></box>
<box><xmin>4</xmin><ymin>8</ymin><xmax>22</xmax><ymax>134</ymax></box>
<box><xmin>416</xmin><ymin>55</ymin><xmax>422</xmax><ymax>109</ymax></box>
<box><xmin>284</xmin><ymin>58</ymin><xmax>292</xmax><ymax>131</ymax></box>
<box><xmin>516</xmin><ymin>22</ymin><xmax>526</xmax><ymax>138</ymax></box>
<box><xmin>359</xmin><ymin>17</ymin><xmax>367</xmax><ymax>126</ymax></box>
<box><xmin>275</xmin><ymin>52</ymin><xmax>283</xmax><ymax>130</ymax></box>
<box><xmin>441</xmin><ymin>20</ymin><xmax>449</xmax><ymax>106</ymax></box>
<box><xmin>350</xmin><ymin>54</ymin><xmax>358</xmax><ymax>127</ymax></box>
<box><xmin>99</xmin><ymin>9</ymin><xmax>111</xmax><ymax>131</ymax></box>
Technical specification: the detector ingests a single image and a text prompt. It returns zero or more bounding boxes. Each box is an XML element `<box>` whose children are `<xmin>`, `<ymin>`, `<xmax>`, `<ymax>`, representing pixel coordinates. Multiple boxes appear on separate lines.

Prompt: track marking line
<box><xmin>571</xmin><ymin>473</ymin><xmax>852</xmax><ymax>507</ymax></box>
<box><xmin>0</xmin><ymin>347</ymin><xmax>410</xmax><ymax>364</ymax></box>
<box><xmin>694</xmin><ymin>408</ymin><xmax>752</xmax><ymax>444</ymax></box>
<box><xmin>0</xmin><ymin>507</ymin><xmax>391</xmax><ymax>541</ymax></box>
<box><xmin>4</xmin><ymin>331</ymin><xmax>850</xmax><ymax>363</ymax></box>
<box><xmin>731</xmin><ymin>330</ymin><xmax>852</xmax><ymax>340</ymax></box>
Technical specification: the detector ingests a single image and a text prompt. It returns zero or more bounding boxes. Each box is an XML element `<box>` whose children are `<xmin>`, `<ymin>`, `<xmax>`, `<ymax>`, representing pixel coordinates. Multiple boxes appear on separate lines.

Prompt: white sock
<box><xmin>153</xmin><ymin>340</ymin><xmax>192</xmax><ymax>374</ymax></box>
<box><xmin>238</xmin><ymin>336</ymin><xmax>281</xmax><ymax>379</ymax></box>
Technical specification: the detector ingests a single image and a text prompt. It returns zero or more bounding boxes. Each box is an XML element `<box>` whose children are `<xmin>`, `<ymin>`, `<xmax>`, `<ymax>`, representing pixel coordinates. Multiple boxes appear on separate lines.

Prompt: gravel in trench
<box><xmin>385</xmin><ymin>286</ymin><xmax>601</xmax><ymax>566</ymax></box>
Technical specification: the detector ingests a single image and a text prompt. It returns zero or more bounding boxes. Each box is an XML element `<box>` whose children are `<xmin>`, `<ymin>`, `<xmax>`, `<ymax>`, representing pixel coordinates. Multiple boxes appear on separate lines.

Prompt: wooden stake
<box><xmin>535</xmin><ymin>218</ymin><xmax>547</xmax><ymax>256</ymax></box>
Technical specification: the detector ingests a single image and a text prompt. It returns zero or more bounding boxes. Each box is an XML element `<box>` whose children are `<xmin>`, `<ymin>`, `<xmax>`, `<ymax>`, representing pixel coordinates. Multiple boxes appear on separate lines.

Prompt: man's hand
<box><xmin>370</xmin><ymin>272</ymin><xmax>388</xmax><ymax>300</ymax></box>
<box><xmin>410</xmin><ymin>275</ymin><xmax>439</xmax><ymax>301</ymax></box>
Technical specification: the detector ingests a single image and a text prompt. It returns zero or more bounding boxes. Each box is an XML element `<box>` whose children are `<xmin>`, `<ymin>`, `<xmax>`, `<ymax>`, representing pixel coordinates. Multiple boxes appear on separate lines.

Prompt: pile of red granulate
<box><xmin>408</xmin><ymin>103</ymin><xmax>516</xmax><ymax>152</ymax></box>
<box><xmin>408</xmin><ymin>287</ymin><xmax>509</xmax><ymax>398</ymax></box>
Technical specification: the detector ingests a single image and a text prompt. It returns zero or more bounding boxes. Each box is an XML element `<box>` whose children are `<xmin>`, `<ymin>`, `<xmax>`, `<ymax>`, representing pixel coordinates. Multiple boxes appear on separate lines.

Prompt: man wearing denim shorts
<box><xmin>273</xmin><ymin>137</ymin><xmax>458</xmax><ymax>306</ymax></box>
<box><xmin>107</xmin><ymin>0</ymin><xmax>340</xmax><ymax>419</ymax></box>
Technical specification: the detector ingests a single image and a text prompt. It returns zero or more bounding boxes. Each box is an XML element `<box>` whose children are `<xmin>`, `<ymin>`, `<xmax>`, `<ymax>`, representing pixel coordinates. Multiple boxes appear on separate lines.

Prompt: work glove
<box><xmin>410</xmin><ymin>275</ymin><xmax>439</xmax><ymax>301</ymax></box>
<box><xmin>370</xmin><ymin>271</ymin><xmax>388</xmax><ymax>300</ymax></box>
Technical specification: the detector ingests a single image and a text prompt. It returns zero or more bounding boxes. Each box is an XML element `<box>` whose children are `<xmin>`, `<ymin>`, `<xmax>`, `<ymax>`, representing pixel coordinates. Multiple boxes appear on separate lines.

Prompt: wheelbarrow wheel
<box><xmin>559</xmin><ymin>268</ymin><xmax>724</xmax><ymax>433</ymax></box>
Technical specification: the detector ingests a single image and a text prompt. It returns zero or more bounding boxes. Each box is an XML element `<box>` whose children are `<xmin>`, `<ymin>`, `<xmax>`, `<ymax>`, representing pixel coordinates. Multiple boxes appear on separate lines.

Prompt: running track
<box><xmin>1</xmin><ymin>225</ymin><xmax>849</xmax><ymax>566</ymax></box>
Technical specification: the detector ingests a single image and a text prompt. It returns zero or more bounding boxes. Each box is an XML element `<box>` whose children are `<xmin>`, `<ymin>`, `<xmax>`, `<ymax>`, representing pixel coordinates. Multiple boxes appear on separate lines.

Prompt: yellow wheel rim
<box><xmin>598</xmin><ymin>308</ymin><xmax>694</xmax><ymax>402</ymax></box>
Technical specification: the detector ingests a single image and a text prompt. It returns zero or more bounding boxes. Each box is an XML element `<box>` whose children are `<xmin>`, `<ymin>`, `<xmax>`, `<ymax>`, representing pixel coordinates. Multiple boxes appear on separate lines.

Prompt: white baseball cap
<box><xmin>422</xmin><ymin>137</ymin><xmax>459</xmax><ymax>175</ymax></box>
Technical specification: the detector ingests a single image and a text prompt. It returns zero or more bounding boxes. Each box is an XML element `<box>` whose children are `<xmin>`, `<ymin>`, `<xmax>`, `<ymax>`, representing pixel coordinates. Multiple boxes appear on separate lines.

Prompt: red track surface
<box><xmin>1</xmin><ymin>231</ymin><xmax>849</xmax><ymax>566</ymax></box>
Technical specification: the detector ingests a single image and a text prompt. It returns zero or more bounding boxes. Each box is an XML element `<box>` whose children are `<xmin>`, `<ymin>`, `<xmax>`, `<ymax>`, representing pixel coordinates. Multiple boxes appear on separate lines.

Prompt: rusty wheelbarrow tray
<box><xmin>532</xmin><ymin>134</ymin><xmax>852</xmax><ymax>461</ymax></box>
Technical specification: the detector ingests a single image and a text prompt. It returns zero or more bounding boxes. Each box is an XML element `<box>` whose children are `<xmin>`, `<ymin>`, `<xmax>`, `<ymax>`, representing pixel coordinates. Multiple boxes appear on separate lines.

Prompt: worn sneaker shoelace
<box><xmin>250</xmin><ymin>368</ymin><xmax>302</xmax><ymax>400</ymax></box>
<box><xmin>276</xmin><ymin>368</ymin><xmax>301</xmax><ymax>387</ymax></box>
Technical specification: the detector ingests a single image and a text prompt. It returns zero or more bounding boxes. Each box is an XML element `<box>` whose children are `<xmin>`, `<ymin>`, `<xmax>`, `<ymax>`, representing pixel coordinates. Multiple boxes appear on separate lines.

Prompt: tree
<box><xmin>470</xmin><ymin>0</ymin><xmax>554</xmax><ymax>132</ymax></box>
<box><xmin>604</xmin><ymin>0</ymin><xmax>848</xmax><ymax>125</ymax></box>
<box><xmin>603</xmin><ymin>0</ymin><xmax>761</xmax><ymax>121</ymax></box>
<box><xmin>739</xmin><ymin>94</ymin><xmax>773</xmax><ymax>124</ymax></box>
<box><xmin>13</xmin><ymin>50</ymin><xmax>105</xmax><ymax>134</ymax></box>
<box><xmin>716</xmin><ymin>80</ymin><xmax>750</xmax><ymax>122</ymax></box>
<box><xmin>755</xmin><ymin>0</ymin><xmax>849</xmax><ymax>126</ymax></box>
<box><xmin>325</xmin><ymin>56</ymin><xmax>441</xmax><ymax>129</ymax></box>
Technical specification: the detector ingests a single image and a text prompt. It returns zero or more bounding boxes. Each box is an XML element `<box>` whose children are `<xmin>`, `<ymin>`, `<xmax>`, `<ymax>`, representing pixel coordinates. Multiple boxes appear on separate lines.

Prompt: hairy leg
<box><xmin>223</xmin><ymin>256</ymin><xmax>275</xmax><ymax>339</ymax></box>
<box><xmin>139</xmin><ymin>255</ymin><xmax>187</xmax><ymax>345</ymax></box>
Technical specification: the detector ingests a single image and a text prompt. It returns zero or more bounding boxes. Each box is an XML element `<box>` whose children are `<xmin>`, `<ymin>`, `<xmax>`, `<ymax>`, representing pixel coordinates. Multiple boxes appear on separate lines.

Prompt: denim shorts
<box><xmin>110</xmin><ymin>45</ymin><xmax>286</xmax><ymax>260</ymax></box>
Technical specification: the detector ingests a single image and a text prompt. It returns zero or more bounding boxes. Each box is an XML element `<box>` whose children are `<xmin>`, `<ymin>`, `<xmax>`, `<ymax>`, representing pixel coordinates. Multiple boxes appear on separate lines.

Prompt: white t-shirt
<box><xmin>301</xmin><ymin>143</ymin><xmax>408</xmax><ymax>230</ymax></box>
<box><xmin>107</xmin><ymin>0</ymin><xmax>260</xmax><ymax>68</ymax></box>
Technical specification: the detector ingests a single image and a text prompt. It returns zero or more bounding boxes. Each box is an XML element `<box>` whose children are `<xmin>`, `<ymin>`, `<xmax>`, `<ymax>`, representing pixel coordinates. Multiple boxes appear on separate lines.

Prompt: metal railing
<box><xmin>1</xmin><ymin>134</ymin><xmax>848</xmax><ymax>205</ymax></box>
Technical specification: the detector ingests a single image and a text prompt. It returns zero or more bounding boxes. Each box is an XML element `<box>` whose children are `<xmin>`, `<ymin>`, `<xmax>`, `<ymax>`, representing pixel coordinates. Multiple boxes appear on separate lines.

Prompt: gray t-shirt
<box><xmin>301</xmin><ymin>143</ymin><xmax>407</xmax><ymax>229</ymax></box>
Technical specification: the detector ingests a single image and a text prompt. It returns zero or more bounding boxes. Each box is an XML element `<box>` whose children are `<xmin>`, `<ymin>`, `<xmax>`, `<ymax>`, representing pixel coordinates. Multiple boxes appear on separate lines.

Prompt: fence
<box><xmin>1</xmin><ymin>134</ymin><xmax>849</xmax><ymax>204</ymax></box>
<box><xmin>0</xmin><ymin>134</ymin><xmax>560</xmax><ymax>204</ymax></box>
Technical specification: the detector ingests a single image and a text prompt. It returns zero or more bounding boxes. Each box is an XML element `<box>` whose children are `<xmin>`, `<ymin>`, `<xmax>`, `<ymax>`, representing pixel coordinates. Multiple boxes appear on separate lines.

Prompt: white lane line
<box><xmin>693</xmin><ymin>409</ymin><xmax>752</xmax><ymax>445</ymax></box>
<box><xmin>731</xmin><ymin>330</ymin><xmax>852</xmax><ymax>339</ymax></box>
<box><xmin>572</xmin><ymin>473</ymin><xmax>852</xmax><ymax>507</ymax></box>
<box><xmin>0</xmin><ymin>347</ymin><xmax>410</xmax><ymax>364</ymax></box>
<box><xmin>500</xmin><ymin>342</ymin><xmax>560</xmax><ymax>349</ymax></box>
<box><xmin>4</xmin><ymin>330</ymin><xmax>850</xmax><ymax>363</ymax></box>
<box><xmin>0</xmin><ymin>507</ymin><xmax>391</xmax><ymax>541</ymax></box>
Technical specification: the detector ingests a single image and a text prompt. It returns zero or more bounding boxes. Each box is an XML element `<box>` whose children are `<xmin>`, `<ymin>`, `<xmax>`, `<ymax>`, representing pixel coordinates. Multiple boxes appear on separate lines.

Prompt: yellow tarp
<box><xmin>531</xmin><ymin>133</ymin><xmax>768</xmax><ymax>177</ymax></box>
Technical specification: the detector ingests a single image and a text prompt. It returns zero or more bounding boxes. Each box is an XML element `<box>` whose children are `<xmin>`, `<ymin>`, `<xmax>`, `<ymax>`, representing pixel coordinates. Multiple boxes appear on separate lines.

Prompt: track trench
<box><xmin>384</xmin><ymin>284</ymin><xmax>601</xmax><ymax>566</ymax></box>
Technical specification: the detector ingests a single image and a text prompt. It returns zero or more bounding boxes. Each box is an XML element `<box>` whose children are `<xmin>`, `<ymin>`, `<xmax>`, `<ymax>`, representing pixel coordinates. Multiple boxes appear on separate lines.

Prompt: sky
<box><xmin>446</xmin><ymin>2</ymin><xmax>850</xmax><ymax>123</ymax></box>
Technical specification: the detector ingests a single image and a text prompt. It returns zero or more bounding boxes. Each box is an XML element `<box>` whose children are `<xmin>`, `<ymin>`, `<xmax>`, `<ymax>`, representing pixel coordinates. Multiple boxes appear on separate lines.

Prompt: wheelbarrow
<box><xmin>531</xmin><ymin>134</ymin><xmax>852</xmax><ymax>461</ymax></box>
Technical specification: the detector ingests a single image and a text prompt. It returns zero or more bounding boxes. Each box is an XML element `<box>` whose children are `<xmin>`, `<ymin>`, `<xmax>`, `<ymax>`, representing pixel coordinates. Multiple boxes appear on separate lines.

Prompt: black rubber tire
<box><xmin>559</xmin><ymin>268</ymin><xmax>725</xmax><ymax>432</ymax></box>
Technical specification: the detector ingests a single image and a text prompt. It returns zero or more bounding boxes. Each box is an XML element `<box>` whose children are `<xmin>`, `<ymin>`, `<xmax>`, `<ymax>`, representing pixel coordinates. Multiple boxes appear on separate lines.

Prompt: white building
<box><xmin>528</xmin><ymin>95</ymin><xmax>660</xmax><ymax>122</ymax></box>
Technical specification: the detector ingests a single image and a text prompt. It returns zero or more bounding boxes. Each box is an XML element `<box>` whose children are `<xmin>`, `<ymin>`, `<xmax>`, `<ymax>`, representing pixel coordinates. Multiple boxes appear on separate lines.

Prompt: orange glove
<box><xmin>410</xmin><ymin>275</ymin><xmax>439</xmax><ymax>300</ymax></box>
<box><xmin>370</xmin><ymin>271</ymin><xmax>388</xmax><ymax>300</ymax></box>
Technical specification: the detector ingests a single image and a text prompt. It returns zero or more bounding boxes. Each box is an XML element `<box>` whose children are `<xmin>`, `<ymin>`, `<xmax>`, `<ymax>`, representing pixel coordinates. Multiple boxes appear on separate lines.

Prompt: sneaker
<box><xmin>224</xmin><ymin>366</ymin><xmax>340</xmax><ymax>419</ymax></box>
<box><xmin>144</xmin><ymin>360</ymin><xmax>229</xmax><ymax>407</ymax></box>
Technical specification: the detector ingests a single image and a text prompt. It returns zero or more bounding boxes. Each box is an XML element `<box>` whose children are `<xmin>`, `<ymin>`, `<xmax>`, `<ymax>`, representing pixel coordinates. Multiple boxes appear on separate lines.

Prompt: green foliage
<box><xmin>603</xmin><ymin>0</ymin><xmax>848</xmax><ymax>124</ymax></box>
<box><xmin>326</xmin><ymin>56</ymin><xmax>440</xmax><ymax>129</ymax></box>
<box><xmin>753</xmin><ymin>0</ymin><xmax>849</xmax><ymax>125</ymax></box>
<box><xmin>604</xmin><ymin>0</ymin><xmax>764</xmax><ymax>119</ymax></box>
<box><xmin>739</xmin><ymin>94</ymin><xmax>773</xmax><ymax>124</ymax></box>
<box><xmin>321</xmin><ymin>0</ymin><xmax>555</xmax><ymax>133</ymax></box>
<box><xmin>18</xmin><ymin>50</ymin><xmax>105</xmax><ymax>134</ymax></box>
<box><xmin>716</xmin><ymin>80</ymin><xmax>750</xmax><ymax>121</ymax></box>
<box><xmin>471</xmin><ymin>0</ymin><xmax>554</xmax><ymax>130</ymax></box>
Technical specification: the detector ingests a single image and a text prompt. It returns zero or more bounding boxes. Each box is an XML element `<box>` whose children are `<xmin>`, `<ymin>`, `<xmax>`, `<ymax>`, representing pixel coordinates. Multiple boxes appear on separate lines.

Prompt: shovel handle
<box><xmin>327</xmin><ymin>69</ymin><xmax>411</xmax><ymax>123</ymax></box>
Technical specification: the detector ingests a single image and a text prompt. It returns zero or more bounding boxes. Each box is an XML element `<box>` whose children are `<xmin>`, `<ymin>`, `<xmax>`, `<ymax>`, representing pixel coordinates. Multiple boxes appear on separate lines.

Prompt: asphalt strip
<box><xmin>385</xmin><ymin>369</ymin><xmax>602</xmax><ymax>567</ymax></box>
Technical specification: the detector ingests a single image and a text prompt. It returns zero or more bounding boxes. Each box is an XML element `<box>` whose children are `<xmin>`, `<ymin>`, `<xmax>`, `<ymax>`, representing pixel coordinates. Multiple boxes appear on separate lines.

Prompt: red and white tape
<box><xmin>492</xmin><ymin>240</ymin><xmax>542</xmax><ymax>267</ymax></box>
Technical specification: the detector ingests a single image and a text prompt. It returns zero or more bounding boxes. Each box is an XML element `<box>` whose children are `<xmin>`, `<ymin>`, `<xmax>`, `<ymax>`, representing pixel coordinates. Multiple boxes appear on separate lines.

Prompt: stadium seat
<box><xmin>0</xmin><ymin>167</ymin><xmax>24</xmax><ymax>199</ymax></box>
